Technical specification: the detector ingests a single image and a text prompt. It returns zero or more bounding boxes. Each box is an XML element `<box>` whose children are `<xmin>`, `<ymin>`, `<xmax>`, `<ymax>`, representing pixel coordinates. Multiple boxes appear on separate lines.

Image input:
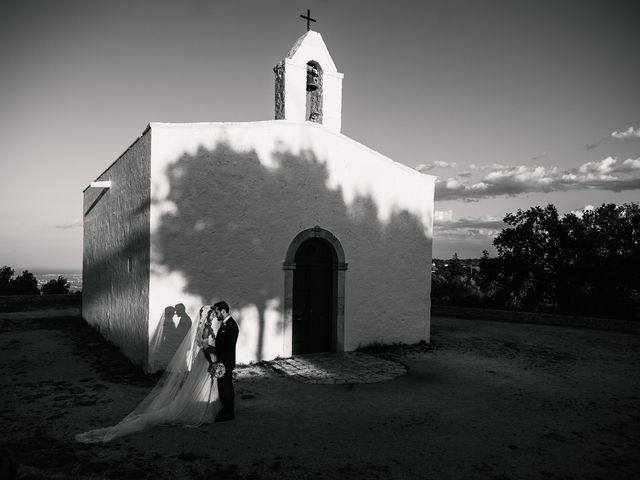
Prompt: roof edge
<box><xmin>82</xmin><ymin>123</ymin><xmax>150</xmax><ymax>192</ymax></box>
<box><xmin>148</xmin><ymin>120</ymin><xmax>437</xmax><ymax>181</ymax></box>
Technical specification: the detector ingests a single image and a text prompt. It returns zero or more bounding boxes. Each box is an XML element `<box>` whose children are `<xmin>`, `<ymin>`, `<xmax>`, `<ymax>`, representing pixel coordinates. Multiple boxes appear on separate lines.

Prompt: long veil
<box><xmin>76</xmin><ymin>305</ymin><xmax>220</xmax><ymax>443</ymax></box>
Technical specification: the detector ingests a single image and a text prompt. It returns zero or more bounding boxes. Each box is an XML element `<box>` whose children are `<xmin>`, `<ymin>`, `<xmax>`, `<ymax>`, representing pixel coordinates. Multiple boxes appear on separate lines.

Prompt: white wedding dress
<box><xmin>76</xmin><ymin>306</ymin><xmax>221</xmax><ymax>443</ymax></box>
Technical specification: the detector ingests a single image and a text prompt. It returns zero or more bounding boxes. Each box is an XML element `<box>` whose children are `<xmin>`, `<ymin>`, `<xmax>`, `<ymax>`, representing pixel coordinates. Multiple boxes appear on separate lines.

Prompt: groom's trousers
<box><xmin>217</xmin><ymin>369</ymin><xmax>235</xmax><ymax>416</ymax></box>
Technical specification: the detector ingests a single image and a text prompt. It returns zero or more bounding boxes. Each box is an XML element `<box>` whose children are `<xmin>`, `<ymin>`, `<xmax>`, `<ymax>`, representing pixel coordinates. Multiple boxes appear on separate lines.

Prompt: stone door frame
<box><xmin>283</xmin><ymin>226</ymin><xmax>347</xmax><ymax>357</ymax></box>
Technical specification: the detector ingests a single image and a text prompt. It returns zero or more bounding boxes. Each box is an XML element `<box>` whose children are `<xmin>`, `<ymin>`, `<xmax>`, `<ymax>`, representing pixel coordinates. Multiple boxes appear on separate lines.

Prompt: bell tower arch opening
<box><xmin>283</xmin><ymin>227</ymin><xmax>347</xmax><ymax>356</ymax></box>
<box><xmin>305</xmin><ymin>61</ymin><xmax>323</xmax><ymax>123</ymax></box>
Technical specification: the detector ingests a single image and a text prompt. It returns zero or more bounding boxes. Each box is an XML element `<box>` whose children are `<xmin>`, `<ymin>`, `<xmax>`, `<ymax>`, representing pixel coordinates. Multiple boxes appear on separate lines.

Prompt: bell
<box><xmin>306</xmin><ymin>65</ymin><xmax>320</xmax><ymax>91</ymax></box>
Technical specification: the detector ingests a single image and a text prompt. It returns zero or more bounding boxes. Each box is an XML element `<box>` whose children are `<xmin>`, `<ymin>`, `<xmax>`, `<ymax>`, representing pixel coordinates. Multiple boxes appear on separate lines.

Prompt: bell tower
<box><xmin>274</xmin><ymin>30</ymin><xmax>344</xmax><ymax>133</ymax></box>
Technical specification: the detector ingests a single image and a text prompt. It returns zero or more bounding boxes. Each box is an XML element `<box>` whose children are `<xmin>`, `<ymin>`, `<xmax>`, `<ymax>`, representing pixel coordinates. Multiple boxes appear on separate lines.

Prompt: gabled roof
<box><xmin>283</xmin><ymin>30</ymin><xmax>339</xmax><ymax>74</ymax></box>
<box><xmin>147</xmin><ymin>120</ymin><xmax>436</xmax><ymax>182</ymax></box>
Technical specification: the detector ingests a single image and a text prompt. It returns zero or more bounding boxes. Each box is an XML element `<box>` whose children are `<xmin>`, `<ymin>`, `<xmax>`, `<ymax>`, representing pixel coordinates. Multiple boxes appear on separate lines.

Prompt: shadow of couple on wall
<box><xmin>153</xmin><ymin>139</ymin><xmax>431</xmax><ymax>361</ymax></box>
<box><xmin>149</xmin><ymin>303</ymin><xmax>192</xmax><ymax>370</ymax></box>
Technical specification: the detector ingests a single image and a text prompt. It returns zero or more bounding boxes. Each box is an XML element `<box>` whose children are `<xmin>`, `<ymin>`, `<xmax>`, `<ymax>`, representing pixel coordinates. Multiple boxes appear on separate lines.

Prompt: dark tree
<box><xmin>477</xmin><ymin>250</ymin><xmax>506</xmax><ymax>308</ymax></box>
<box><xmin>0</xmin><ymin>266</ymin><xmax>14</xmax><ymax>295</ymax></box>
<box><xmin>431</xmin><ymin>253</ymin><xmax>483</xmax><ymax>306</ymax></box>
<box><xmin>41</xmin><ymin>276</ymin><xmax>71</xmax><ymax>295</ymax></box>
<box><xmin>576</xmin><ymin>203</ymin><xmax>640</xmax><ymax>318</ymax></box>
<box><xmin>10</xmin><ymin>270</ymin><xmax>40</xmax><ymax>295</ymax></box>
<box><xmin>491</xmin><ymin>203</ymin><xmax>640</xmax><ymax>319</ymax></box>
<box><xmin>492</xmin><ymin>205</ymin><xmax>563</xmax><ymax>311</ymax></box>
<box><xmin>447</xmin><ymin>253</ymin><xmax>467</xmax><ymax>277</ymax></box>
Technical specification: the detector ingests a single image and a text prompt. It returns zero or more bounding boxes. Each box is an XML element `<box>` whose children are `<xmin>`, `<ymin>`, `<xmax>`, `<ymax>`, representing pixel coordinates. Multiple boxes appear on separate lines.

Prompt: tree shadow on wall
<box><xmin>154</xmin><ymin>140</ymin><xmax>431</xmax><ymax>361</ymax></box>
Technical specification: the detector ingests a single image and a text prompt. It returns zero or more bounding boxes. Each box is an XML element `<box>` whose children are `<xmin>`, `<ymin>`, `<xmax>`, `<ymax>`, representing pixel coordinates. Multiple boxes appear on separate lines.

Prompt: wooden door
<box><xmin>292</xmin><ymin>238</ymin><xmax>334</xmax><ymax>354</ymax></box>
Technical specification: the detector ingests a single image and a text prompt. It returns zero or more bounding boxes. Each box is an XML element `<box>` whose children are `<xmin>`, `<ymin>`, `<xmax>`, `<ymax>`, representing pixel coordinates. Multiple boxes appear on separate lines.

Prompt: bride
<box><xmin>76</xmin><ymin>305</ymin><xmax>222</xmax><ymax>443</ymax></box>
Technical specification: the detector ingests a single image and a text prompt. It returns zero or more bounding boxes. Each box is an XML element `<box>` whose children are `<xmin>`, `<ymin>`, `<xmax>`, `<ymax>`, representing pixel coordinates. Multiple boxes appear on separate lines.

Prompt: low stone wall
<box><xmin>432</xmin><ymin>305</ymin><xmax>640</xmax><ymax>335</ymax></box>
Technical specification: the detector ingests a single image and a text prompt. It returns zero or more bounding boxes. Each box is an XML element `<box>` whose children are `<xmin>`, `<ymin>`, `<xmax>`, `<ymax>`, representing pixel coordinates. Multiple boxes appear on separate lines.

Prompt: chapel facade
<box><xmin>82</xmin><ymin>30</ymin><xmax>436</xmax><ymax>372</ymax></box>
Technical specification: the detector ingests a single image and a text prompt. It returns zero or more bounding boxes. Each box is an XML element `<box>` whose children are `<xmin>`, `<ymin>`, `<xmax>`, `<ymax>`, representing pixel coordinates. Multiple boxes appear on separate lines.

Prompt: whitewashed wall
<box><xmin>148</xmin><ymin>121</ymin><xmax>435</xmax><ymax>367</ymax></box>
<box><xmin>83</xmin><ymin>130</ymin><xmax>151</xmax><ymax>368</ymax></box>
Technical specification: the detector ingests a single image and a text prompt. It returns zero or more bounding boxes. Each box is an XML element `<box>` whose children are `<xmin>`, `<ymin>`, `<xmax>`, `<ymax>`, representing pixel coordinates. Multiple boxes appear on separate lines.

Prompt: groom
<box><xmin>212</xmin><ymin>301</ymin><xmax>239</xmax><ymax>422</ymax></box>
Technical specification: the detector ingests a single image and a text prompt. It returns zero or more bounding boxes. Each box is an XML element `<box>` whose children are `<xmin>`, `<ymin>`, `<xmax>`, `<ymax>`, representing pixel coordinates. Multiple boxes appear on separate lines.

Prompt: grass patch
<box><xmin>0</xmin><ymin>294</ymin><xmax>81</xmax><ymax>312</ymax></box>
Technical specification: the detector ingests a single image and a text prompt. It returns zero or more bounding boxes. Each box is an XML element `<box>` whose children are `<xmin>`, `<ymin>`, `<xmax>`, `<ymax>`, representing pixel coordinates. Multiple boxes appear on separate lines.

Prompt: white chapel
<box><xmin>82</xmin><ymin>28</ymin><xmax>436</xmax><ymax>372</ymax></box>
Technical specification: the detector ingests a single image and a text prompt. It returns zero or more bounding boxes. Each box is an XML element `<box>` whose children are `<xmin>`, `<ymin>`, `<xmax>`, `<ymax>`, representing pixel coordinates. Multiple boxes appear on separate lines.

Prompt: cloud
<box><xmin>53</xmin><ymin>221</ymin><xmax>82</xmax><ymax>229</ymax></box>
<box><xmin>570</xmin><ymin>205</ymin><xmax>595</xmax><ymax>219</ymax></box>
<box><xmin>578</xmin><ymin>156</ymin><xmax>617</xmax><ymax>174</ymax></box>
<box><xmin>434</xmin><ymin>161</ymin><xmax>457</xmax><ymax>168</ymax></box>
<box><xmin>415</xmin><ymin>161</ymin><xmax>458</xmax><ymax>172</ymax></box>
<box><xmin>434</xmin><ymin>212</ymin><xmax>505</xmax><ymax>239</ymax></box>
<box><xmin>469</xmin><ymin>163</ymin><xmax>512</xmax><ymax>170</ymax></box>
<box><xmin>611</xmin><ymin>126</ymin><xmax>640</xmax><ymax>139</ymax></box>
<box><xmin>434</xmin><ymin>214</ymin><xmax>505</xmax><ymax>244</ymax></box>
<box><xmin>620</xmin><ymin>158</ymin><xmax>640</xmax><ymax>171</ymax></box>
<box><xmin>434</xmin><ymin>210</ymin><xmax>454</xmax><ymax>222</ymax></box>
<box><xmin>445</xmin><ymin>216</ymin><xmax>506</xmax><ymax>230</ymax></box>
<box><xmin>576</xmin><ymin>156</ymin><xmax>640</xmax><ymax>176</ymax></box>
<box><xmin>584</xmin><ymin>133</ymin><xmax>611</xmax><ymax>150</ymax></box>
<box><xmin>582</xmin><ymin>127</ymin><xmax>637</xmax><ymax>150</ymax></box>
<box><xmin>436</xmin><ymin>157</ymin><xmax>640</xmax><ymax>201</ymax></box>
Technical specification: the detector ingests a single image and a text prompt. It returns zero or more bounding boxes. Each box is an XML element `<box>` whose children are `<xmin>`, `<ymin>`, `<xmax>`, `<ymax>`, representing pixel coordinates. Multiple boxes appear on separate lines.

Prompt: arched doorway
<box><xmin>283</xmin><ymin>227</ymin><xmax>347</xmax><ymax>356</ymax></box>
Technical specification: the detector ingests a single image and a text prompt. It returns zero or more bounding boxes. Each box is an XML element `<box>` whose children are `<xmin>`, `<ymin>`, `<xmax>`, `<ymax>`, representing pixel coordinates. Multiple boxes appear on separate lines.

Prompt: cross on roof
<box><xmin>300</xmin><ymin>9</ymin><xmax>316</xmax><ymax>31</ymax></box>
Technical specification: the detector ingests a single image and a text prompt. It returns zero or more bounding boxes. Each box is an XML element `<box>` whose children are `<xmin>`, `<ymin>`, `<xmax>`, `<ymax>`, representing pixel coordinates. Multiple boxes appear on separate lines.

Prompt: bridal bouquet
<box><xmin>208</xmin><ymin>362</ymin><xmax>226</xmax><ymax>379</ymax></box>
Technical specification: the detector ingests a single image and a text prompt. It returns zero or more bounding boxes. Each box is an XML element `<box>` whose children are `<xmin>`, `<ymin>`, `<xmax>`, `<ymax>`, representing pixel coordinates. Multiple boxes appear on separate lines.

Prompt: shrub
<box><xmin>0</xmin><ymin>266</ymin><xmax>14</xmax><ymax>294</ymax></box>
<box><xmin>9</xmin><ymin>270</ymin><xmax>39</xmax><ymax>295</ymax></box>
<box><xmin>41</xmin><ymin>276</ymin><xmax>71</xmax><ymax>295</ymax></box>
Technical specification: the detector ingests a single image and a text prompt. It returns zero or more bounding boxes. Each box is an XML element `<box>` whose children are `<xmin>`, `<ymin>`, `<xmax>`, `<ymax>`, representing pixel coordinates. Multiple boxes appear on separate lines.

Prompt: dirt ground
<box><xmin>1</xmin><ymin>307</ymin><xmax>639</xmax><ymax>479</ymax></box>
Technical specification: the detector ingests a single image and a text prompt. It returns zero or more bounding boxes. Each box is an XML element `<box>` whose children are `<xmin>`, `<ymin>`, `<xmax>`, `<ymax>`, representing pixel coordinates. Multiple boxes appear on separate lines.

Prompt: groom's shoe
<box><xmin>215</xmin><ymin>414</ymin><xmax>234</xmax><ymax>422</ymax></box>
<box><xmin>215</xmin><ymin>411</ymin><xmax>235</xmax><ymax>422</ymax></box>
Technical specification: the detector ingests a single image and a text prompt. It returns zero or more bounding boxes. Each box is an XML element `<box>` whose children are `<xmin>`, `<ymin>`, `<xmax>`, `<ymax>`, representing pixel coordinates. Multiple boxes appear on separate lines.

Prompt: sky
<box><xmin>1</xmin><ymin>0</ymin><xmax>639</xmax><ymax>271</ymax></box>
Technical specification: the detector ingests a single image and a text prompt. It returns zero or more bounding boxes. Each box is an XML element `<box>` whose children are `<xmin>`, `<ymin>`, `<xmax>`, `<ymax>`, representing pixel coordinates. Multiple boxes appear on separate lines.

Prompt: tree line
<box><xmin>432</xmin><ymin>203</ymin><xmax>640</xmax><ymax>320</ymax></box>
<box><xmin>0</xmin><ymin>266</ymin><xmax>73</xmax><ymax>295</ymax></box>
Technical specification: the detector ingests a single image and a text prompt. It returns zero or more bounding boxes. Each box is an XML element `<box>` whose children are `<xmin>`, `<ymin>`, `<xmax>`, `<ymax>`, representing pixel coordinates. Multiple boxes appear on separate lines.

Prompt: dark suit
<box><xmin>214</xmin><ymin>316</ymin><xmax>239</xmax><ymax>417</ymax></box>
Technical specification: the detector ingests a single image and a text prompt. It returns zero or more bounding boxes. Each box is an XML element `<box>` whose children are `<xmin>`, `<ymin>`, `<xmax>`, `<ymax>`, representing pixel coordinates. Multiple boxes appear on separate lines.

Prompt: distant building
<box><xmin>82</xmin><ymin>30</ymin><xmax>436</xmax><ymax>372</ymax></box>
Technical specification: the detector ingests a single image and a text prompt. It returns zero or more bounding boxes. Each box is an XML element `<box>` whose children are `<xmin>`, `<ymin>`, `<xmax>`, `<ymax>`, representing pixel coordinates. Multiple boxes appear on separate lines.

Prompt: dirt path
<box><xmin>1</xmin><ymin>313</ymin><xmax>639</xmax><ymax>479</ymax></box>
